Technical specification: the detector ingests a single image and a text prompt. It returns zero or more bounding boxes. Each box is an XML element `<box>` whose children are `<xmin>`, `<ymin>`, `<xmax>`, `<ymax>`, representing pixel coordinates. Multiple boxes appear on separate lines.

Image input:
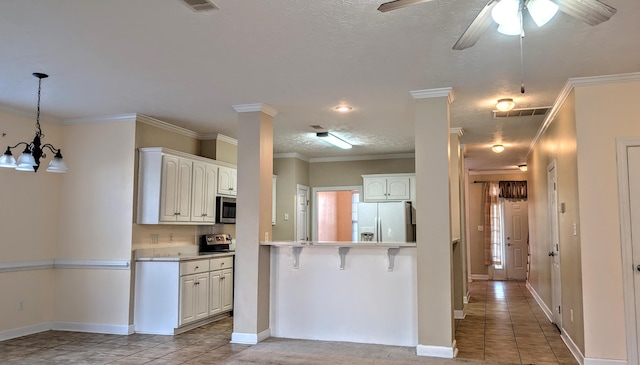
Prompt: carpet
<box><xmin>220</xmin><ymin>338</ymin><xmax>510</xmax><ymax>365</ymax></box>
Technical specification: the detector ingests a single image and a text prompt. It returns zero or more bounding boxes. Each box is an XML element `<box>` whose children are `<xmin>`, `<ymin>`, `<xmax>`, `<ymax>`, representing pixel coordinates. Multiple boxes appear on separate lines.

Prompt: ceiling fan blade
<box><xmin>556</xmin><ymin>0</ymin><xmax>617</xmax><ymax>26</ymax></box>
<box><xmin>452</xmin><ymin>0</ymin><xmax>498</xmax><ymax>50</ymax></box>
<box><xmin>377</xmin><ymin>0</ymin><xmax>436</xmax><ymax>12</ymax></box>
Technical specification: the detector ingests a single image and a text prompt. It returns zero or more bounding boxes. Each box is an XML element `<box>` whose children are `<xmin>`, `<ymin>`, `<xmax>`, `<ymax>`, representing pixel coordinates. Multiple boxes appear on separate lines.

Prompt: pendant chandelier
<box><xmin>0</xmin><ymin>73</ymin><xmax>67</xmax><ymax>173</ymax></box>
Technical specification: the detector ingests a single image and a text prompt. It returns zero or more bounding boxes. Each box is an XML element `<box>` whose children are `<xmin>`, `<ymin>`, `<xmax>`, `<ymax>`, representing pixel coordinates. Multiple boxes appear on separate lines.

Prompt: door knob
<box><xmin>507</xmin><ymin>243</ymin><xmax>512</xmax><ymax>246</ymax></box>
<box><xmin>637</xmin><ymin>265</ymin><xmax>640</xmax><ymax>272</ymax></box>
<box><xmin>548</xmin><ymin>251</ymin><xmax>555</xmax><ymax>257</ymax></box>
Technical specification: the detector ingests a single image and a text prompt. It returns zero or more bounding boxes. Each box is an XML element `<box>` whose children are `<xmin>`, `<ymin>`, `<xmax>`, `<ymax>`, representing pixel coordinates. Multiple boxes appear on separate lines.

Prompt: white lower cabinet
<box><xmin>134</xmin><ymin>254</ymin><xmax>234</xmax><ymax>335</ymax></box>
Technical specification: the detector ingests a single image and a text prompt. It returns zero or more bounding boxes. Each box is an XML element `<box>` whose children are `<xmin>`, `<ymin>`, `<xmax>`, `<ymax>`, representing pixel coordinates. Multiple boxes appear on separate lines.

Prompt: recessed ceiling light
<box><xmin>492</xmin><ymin>144</ymin><xmax>505</xmax><ymax>153</ymax></box>
<box><xmin>334</xmin><ymin>106</ymin><xmax>353</xmax><ymax>113</ymax></box>
<box><xmin>496</xmin><ymin>98</ymin><xmax>515</xmax><ymax>112</ymax></box>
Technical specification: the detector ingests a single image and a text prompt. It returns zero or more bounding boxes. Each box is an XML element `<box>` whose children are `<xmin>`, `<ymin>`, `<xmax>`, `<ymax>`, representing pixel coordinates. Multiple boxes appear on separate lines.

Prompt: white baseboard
<box><xmin>416</xmin><ymin>340</ymin><xmax>457</xmax><ymax>358</ymax></box>
<box><xmin>52</xmin><ymin>321</ymin><xmax>133</xmax><ymax>335</ymax></box>
<box><xmin>454</xmin><ymin>309</ymin><xmax>466</xmax><ymax>319</ymax></box>
<box><xmin>584</xmin><ymin>358</ymin><xmax>628</xmax><ymax>365</ymax></box>
<box><xmin>470</xmin><ymin>274</ymin><xmax>489</xmax><ymax>281</ymax></box>
<box><xmin>0</xmin><ymin>322</ymin><xmax>52</xmax><ymax>341</ymax></box>
<box><xmin>525</xmin><ymin>281</ymin><xmax>553</xmax><ymax>322</ymax></box>
<box><xmin>561</xmin><ymin>330</ymin><xmax>585</xmax><ymax>365</ymax></box>
<box><xmin>231</xmin><ymin>328</ymin><xmax>271</xmax><ymax>345</ymax></box>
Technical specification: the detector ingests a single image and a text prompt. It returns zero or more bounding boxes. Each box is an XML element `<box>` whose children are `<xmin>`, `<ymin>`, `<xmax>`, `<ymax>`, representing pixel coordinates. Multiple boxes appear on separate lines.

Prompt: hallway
<box><xmin>455</xmin><ymin>280</ymin><xmax>578</xmax><ymax>364</ymax></box>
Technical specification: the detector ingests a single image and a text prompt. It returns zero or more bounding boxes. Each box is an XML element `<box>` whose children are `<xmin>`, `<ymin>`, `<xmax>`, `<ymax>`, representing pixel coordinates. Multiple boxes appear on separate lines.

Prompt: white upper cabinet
<box><xmin>217</xmin><ymin>165</ymin><xmax>237</xmax><ymax>196</ymax></box>
<box><xmin>362</xmin><ymin>174</ymin><xmax>413</xmax><ymax>202</ymax></box>
<box><xmin>191</xmin><ymin>161</ymin><xmax>217</xmax><ymax>223</ymax></box>
<box><xmin>137</xmin><ymin>147</ymin><xmax>234</xmax><ymax>225</ymax></box>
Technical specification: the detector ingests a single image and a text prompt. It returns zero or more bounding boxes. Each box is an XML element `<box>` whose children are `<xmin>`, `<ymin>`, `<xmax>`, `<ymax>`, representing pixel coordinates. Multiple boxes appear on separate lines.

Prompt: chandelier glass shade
<box><xmin>0</xmin><ymin>73</ymin><xmax>68</xmax><ymax>173</ymax></box>
<box><xmin>491</xmin><ymin>0</ymin><xmax>559</xmax><ymax>35</ymax></box>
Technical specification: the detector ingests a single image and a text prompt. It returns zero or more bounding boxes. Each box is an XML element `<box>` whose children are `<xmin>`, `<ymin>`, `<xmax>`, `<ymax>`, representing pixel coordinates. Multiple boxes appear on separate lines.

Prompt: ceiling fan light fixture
<box><xmin>492</xmin><ymin>144</ymin><xmax>505</xmax><ymax>153</ymax></box>
<box><xmin>496</xmin><ymin>98</ymin><xmax>515</xmax><ymax>111</ymax></box>
<box><xmin>527</xmin><ymin>0</ymin><xmax>559</xmax><ymax>27</ymax></box>
<box><xmin>492</xmin><ymin>0</ymin><xmax>520</xmax><ymax>26</ymax></box>
<box><xmin>497</xmin><ymin>21</ymin><xmax>522</xmax><ymax>35</ymax></box>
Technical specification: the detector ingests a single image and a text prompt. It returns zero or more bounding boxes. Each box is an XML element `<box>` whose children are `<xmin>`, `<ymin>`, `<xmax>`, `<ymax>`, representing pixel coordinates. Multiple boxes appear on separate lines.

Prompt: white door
<box><xmin>194</xmin><ymin>273</ymin><xmax>209</xmax><ymax>321</ymax></box>
<box><xmin>548</xmin><ymin>160</ymin><xmax>562</xmax><ymax>329</ymax></box>
<box><xmin>221</xmin><ymin>268</ymin><xmax>233</xmax><ymax>311</ymax></box>
<box><xmin>628</xmin><ymin>146</ymin><xmax>640</xmax><ymax>364</ymax></box>
<box><xmin>296</xmin><ymin>185</ymin><xmax>310</xmax><ymax>241</ymax></box>
<box><xmin>179</xmin><ymin>274</ymin><xmax>196</xmax><ymax>325</ymax></box>
<box><xmin>209</xmin><ymin>270</ymin><xmax>222</xmax><ymax>316</ymax></box>
<box><xmin>505</xmin><ymin>200</ymin><xmax>529</xmax><ymax>280</ymax></box>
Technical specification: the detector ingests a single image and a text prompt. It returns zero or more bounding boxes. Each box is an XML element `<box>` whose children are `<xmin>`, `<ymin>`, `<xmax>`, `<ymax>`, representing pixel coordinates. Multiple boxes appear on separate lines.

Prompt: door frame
<box><xmin>548</xmin><ymin>159</ymin><xmax>562</xmax><ymax>329</ymax></box>
<box><xmin>295</xmin><ymin>184</ymin><xmax>310</xmax><ymax>241</ymax></box>
<box><xmin>504</xmin><ymin>199</ymin><xmax>529</xmax><ymax>280</ymax></box>
<box><xmin>311</xmin><ymin>185</ymin><xmax>361</xmax><ymax>241</ymax></box>
<box><xmin>617</xmin><ymin>138</ymin><xmax>640</xmax><ymax>365</ymax></box>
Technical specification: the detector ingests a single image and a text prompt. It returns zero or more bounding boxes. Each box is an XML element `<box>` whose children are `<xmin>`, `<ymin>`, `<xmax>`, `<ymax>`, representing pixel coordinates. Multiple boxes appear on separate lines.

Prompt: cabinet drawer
<box><xmin>210</xmin><ymin>256</ymin><xmax>233</xmax><ymax>270</ymax></box>
<box><xmin>180</xmin><ymin>260</ymin><xmax>210</xmax><ymax>276</ymax></box>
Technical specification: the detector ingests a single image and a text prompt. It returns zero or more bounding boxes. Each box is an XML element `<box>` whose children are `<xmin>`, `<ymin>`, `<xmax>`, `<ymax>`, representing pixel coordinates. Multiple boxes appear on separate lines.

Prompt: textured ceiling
<box><xmin>0</xmin><ymin>0</ymin><xmax>638</xmax><ymax>171</ymax></box>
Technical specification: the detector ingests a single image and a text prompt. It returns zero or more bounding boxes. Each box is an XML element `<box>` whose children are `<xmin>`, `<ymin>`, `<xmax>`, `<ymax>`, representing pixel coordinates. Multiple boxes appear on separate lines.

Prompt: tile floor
<box><xmin>455</xmin><ymin>280</ymin><xmax>578</xmax><ymax>364</ymax></box>
<box><xmin>0</xmin><ymin>316</ymin><xmax>248</xmax><ymax>364</ymax></box>
<box><xmin>0</xmin><ymin>281</ymin><xmax>579</xmax><ymax>365</ymax></box>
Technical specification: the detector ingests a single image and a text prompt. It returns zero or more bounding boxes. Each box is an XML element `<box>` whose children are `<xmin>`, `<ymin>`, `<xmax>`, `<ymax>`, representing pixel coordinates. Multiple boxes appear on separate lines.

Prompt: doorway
<box><xmin>548</xmin><ymin>160</ymin><xmax>562</xmax><ymax>329</ymax></box>
<box><xmin>617</xmin><ymin>139</ymin><xmax>640</xmax><ymax>365</ymax></box>
<box><xmin>311</xmin><ymin>186</ymin><xmax>361</xmax><ymax>241</ymax></box>
<box><xmin>296</xmin><ymin>184</ymin><xmax>310</xmax><ymax>241</ymax></box>
<box><xmin>504</xmin><ymin>200</ymin><xmax>529</xmax><ymax>280</ymax></box>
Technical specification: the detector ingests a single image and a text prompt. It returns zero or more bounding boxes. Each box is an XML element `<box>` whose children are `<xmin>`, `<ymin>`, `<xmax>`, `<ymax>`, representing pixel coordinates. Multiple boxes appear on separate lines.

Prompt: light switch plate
<box><xmin>478</xmin><ymin>226</ymin><xmax>484</xmax><ymax>231</ymax></box>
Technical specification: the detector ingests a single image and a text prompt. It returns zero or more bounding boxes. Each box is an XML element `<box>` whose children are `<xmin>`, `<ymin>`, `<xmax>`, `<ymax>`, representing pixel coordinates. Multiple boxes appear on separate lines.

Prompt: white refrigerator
<box><xmin>357</xmin><ymin>201</ymin><xmax>415</xmax><ymax>243</ymax></box>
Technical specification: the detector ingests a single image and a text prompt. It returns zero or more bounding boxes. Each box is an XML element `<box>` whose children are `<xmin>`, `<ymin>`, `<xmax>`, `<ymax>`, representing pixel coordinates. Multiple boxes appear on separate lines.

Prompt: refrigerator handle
<box><xmin>378</xmin><ymin>218</ymin><xmax>382</xmax><ymax>243</ymax></box>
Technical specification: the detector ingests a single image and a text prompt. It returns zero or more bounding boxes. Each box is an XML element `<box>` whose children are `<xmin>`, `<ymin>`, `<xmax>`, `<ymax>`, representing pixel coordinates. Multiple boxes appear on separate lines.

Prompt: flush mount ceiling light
<box><xmin>518</xmin><ymin>164</ymin><xmax>528</xmax><ymax>171</ymax></box>
<box><xmin>492</xmin><ymin>144</ymin><xmax>505</xmax><ymax>153</ymax></box>
<box><xmin>316</xmin><ymin>132</ymin><xmax>352</xmax><ymax>149</ymax></box>
<box><xmin>334</xmin><ymin>105</ymin><xmax>353</xmax><ymax>113</ymax></box>
<box><xmin>496</xmin><ymin>98</ymin><xmax>516</xmax><ymax>112</ymax></box>
<box><xmin>0</xmin><ymin>73</ymin><xmax>68</xmax><ymax>173</ymax></box>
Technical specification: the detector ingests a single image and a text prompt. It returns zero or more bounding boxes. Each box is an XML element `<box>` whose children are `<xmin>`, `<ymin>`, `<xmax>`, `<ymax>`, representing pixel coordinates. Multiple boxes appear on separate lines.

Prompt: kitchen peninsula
<box><xmin>263</xmin><ymin>241</ymin><xmax>418</xmax><ymax>347</ymax></box>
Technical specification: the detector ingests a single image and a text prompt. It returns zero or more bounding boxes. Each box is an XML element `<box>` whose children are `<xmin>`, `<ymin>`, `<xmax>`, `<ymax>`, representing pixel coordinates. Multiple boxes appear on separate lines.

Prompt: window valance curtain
<box><xmin>498</xmin><ymin>180</ymin><xmax>527</xmax><ymax>200</ymax></box>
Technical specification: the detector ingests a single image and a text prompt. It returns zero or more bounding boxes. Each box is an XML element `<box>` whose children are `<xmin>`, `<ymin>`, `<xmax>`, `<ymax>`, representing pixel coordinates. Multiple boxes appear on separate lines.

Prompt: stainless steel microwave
<box><xmin>216</xmin><ymin>196</ymin><xmax>236</xmax><ymax>224</ymax></box>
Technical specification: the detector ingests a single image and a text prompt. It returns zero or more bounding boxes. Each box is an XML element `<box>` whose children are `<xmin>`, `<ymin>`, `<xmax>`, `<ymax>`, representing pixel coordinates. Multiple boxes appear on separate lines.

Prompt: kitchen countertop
<box><xmin>260</xmin><ymin>241</ymin><xmax>416</xmax><ymax>248</ymax></box>
<box><xmin>135</xmin><ymin>251</ymin><xmax>235</xmax><ymax>262</ymax></box>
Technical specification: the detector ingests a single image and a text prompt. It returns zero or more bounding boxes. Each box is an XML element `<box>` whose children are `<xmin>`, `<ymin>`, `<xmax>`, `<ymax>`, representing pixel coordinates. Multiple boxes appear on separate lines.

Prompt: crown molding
<box><xmin>0</xmin><ymin>104</ymin><xmax>61</xmax><ymax>125</ymax></box>
<box><xmin>526</xmin><ymin>72</ymin><xmax>640</xmax><ymax>161</ymax></box>
<box><xmin>232</xmin><ymin>103</ymin><xmax>279</xmax><ymax>117</ymax></box>
<box><xmin>309</xmin><ymin>153</ymin><xmax>415</xmax><ymax>163</ymax></box>
<box><xmin>274</xmin><ymin>152</ymin><xmax>310</xmax><ymax>162</ymax></box>
<box><xmin>135</xmin><ymin>113</ymin><xmax>200</xmax><ymax>139</ymax></box>
<box><xmin>62</xmin><ymin>113</ymin><xmax>138</xmax><ymax>126</ymax></box>
<box><xmin>450</xmin><ymin>127</ymin><xmax>464</xmax><ymax>136</ymax></box>
<box><xmin>410</xmin><ymin>87</ymin><xmax>454</xmax><ymax>104</ymax></box>
<box><xmin>200</xmin><ymin>133</ymin><xmax>238</xmax><ymax>145</ymax></box>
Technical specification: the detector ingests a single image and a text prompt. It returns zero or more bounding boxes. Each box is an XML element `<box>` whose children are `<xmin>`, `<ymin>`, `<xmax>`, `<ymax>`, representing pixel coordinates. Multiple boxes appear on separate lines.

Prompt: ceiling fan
<box><xmin>377</xmin><ymin>0</ymin><xmax>617</xmax><ymax>50</ymax></box>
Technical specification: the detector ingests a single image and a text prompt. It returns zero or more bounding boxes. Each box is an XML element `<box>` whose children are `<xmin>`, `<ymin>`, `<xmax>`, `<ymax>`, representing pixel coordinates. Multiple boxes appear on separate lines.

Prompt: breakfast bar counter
<box><xmin>264</xmin><ymin>240</ymin><xmax>418</xmax><ymax>347</ymax></box>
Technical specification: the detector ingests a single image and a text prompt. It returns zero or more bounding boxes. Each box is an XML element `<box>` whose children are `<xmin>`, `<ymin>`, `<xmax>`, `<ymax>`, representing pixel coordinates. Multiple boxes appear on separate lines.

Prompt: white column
<box><xmin>231</xmin><ymin>103</ymin><xmax>277</xmax><ymax>344</ymax></box>
<box><xmin>411</xmin><ymin>88</ymin><xmax>456</xmax><ymax>358</ymax></box>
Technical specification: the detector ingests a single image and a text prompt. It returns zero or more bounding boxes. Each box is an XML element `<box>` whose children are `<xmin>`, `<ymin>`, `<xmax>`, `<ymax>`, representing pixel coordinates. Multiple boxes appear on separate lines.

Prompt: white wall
<box><xmin>270</xmin><ymin>246</ymin><xmax>418</xmax><ymax>346</ymax></box>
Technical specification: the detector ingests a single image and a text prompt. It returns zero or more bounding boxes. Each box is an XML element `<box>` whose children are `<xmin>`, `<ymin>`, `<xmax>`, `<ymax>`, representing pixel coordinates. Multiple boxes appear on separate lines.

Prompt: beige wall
<box><xmin>0</xmin><ymin>112</ymin><xmax>62</xmax><ymax>332</ymax></box>
<box><xmin>273</xmin><ymin>157</ymin><xmax>310</xmax><ymax>241</ymax></box>
<box><xmin>54</xmin><ymin>121</ymin><xmax>136</xmax><ymax>326</ymax></box>
<box><xmin>528</xmin><ymin>90</ymin><xmax>584</xmax><ymax>352</ymax></box>
<box><xmin>309</xmin><ymin>158</ymin><xmax>414</xmax><ymax>187</ymax></box>
<box><xmin>135</xmin><ymin>121</ymin><xmax>200</xmax><ymax>154</ymax></box>
<box><xmin>573</xmin><ymin>80</ymin><xmax>640</xmax><ymax>360</ymax></box>
<box><xmin>467</xmin><ymin>172</ymin><xmax>526</xmax><ymax>276</ymax></box>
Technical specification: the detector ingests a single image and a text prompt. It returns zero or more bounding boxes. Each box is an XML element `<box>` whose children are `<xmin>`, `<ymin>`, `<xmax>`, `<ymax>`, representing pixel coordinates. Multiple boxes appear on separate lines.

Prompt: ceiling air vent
<box><xmin>180</xmin><ymin>0</ymin><xmax>219</xmax><ymax>12</ymax></box>
<box><xmin>493</xmin><ymin>106</ymin><xmax>551</xmax><ymax>119</ymax></box>
<box><xmin>310</xmin><ymin>125</ymin><xmax>324</xmax><ymax>130</ymax></box>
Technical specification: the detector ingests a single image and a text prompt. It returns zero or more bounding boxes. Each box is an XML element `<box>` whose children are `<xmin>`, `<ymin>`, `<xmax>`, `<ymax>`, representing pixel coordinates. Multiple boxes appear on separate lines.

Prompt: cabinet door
<box><xmin>218</xmin><ymin>166</ymin><xmax>237</xmax><ymax>196</ymax></box>
<box><xmin>386</xmin><ymin>177</ymin><xmax>411</xmax><ymax>200</ymax></box>
<box><xmin>221</xmin><ymin>268</ymin><xmax>233</xmax><ymax>312</ymax></box>
<box><xmin>176</xmin><ymin>159</ymin><xmax>193</xmax><ymax>222</ymax></box>
<box><xmin>194</xmin><ymin>273</ymin><xmax>209</xmax><ymax>321</ymax></box>
<box><xmin>363</xmin><ymin>177</ymin><xmax>388</xmax><ymax>201</ymax></box>
<box><xmin>191</xmin><ymin>162</ymin><xmax>217</xmax><ymax>223</ymax></box>
<box><xmin>160</xmin><ymin>155</ymin><xmax>180</xmax><ymax>222</ymax></box>
<box><xmin>179</xmin><ymin>274</ymin><xmax>196</xmax><ymax>326</ymax></box>
<box><xmin>209</xmin><ymin>270</ymin><xmax>222</xmax><ymax>316</ymax></box>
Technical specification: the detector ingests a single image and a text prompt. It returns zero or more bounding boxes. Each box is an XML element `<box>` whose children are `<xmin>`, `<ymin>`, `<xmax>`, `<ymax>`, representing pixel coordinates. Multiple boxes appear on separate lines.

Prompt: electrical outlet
<box><xmin>572</xmin><ymin>223</ymin><xmax>577</xmax><ymax>236</ymax></box>
<box><xmin>284</xmin><ymin>213</ymin><xmax>289</xmax><ymax>221</ymax></box>
<box><xmin>570</xmin><ymin>309</ymin><xmax>574</xmax><ymax>322</ymax></box>
<box><xmin>169</xmin><ymin>233</ymin><xmax>174</xmax><ymax>243</ymax></box>
<box><xmin>18</xmin><ymin>300</ymin><xmax>24</xmax><ymax>311</ymax></box>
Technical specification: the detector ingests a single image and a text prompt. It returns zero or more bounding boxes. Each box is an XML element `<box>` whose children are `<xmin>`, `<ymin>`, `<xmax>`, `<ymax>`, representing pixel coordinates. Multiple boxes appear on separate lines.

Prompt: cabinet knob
<box><xmin>174</xmin><ymin>212</ymin><xmax>179</xmax><ymax>215</ymax></box>
<box><xmin>195</xmin><ymin>266</ymin><xmax>199</xmax><ymax>270</ymax></box>
<box><xmin>221</xmin><ymin>263</ymin><xmax>224</xmax><ymax>266</ymax></box>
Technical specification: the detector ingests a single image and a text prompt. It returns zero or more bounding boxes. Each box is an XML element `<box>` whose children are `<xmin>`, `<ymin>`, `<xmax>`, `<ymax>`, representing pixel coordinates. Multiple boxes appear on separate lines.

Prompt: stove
<box><xmin>199</xmin><ymin>233</ymin><xmax>234</xmax><ymax>253</ymax></box>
